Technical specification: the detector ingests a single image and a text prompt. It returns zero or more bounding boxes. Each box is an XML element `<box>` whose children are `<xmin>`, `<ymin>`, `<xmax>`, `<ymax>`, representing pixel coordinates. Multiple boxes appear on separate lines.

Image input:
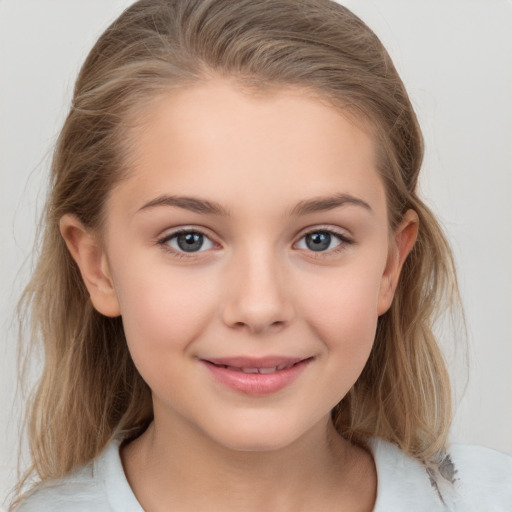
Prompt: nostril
<box><xmin>220</xmin><ymin>288</ymin><xmax>295</xmax><ymax>333</ymax></box>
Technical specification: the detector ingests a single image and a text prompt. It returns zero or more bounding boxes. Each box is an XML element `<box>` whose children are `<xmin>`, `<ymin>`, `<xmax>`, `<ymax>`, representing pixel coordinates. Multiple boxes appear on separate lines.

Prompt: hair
<box><xmin>16</xmin><ymin>0</ymin><xmax>460</xmax><ymax>500</ymax></box>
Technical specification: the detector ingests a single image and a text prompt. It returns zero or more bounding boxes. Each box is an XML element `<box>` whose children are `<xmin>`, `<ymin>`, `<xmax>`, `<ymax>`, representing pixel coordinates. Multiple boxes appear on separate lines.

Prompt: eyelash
<box><xmin>156</xmin><ymin>227</ymin><xmax>353</xmax><ymax>260</ymax></box>
<box><xmin>156</xmin><ymin>228</ymin><xmax>217</xmax><ymax>260</ymax></box>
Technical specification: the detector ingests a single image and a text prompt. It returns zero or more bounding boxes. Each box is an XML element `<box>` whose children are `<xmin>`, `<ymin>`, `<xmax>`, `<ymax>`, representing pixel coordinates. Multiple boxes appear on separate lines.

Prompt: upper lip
<box><xmin>201</xmin><ymin>356</ymin><xmax>310</xmax><ymax>369</ymax></box>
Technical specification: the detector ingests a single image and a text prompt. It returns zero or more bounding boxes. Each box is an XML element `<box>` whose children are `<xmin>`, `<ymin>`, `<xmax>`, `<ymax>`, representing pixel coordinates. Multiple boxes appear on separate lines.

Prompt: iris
<box><xmin>305</xmin><ymin>232</ymin><xmax>332</xmax><ymax>251</ymax></box>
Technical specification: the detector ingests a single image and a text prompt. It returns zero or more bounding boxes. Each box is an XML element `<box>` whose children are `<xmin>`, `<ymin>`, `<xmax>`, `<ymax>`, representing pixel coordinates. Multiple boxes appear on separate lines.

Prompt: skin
<box><xmin>61</xmin><ymin>80</ymin><xmax>418</xmax><ymax>512</ymax></box>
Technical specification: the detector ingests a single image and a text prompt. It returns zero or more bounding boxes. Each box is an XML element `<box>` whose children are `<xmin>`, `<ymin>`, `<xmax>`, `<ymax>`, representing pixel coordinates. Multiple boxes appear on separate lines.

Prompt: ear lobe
<box><xmin>59</xmin><ymin>214</ymin><xmax>121</xmax><ymax>317</ymax></box>
<box><xmin>377</xmin><ymin>209</ymin><xmax>419</xmax><ymax>316</ymax></box>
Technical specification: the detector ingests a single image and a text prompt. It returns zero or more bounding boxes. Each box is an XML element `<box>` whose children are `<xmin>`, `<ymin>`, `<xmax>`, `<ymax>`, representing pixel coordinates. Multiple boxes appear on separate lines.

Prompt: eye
<box><xmin>295</xmin><ymin>230</ymin><xmax>350</xmax><ymax>253</ymax></box>
<box><xmin>159</xmin><ymin>229</ymin><xmax>215</xmax><ymax>253</ymax></box>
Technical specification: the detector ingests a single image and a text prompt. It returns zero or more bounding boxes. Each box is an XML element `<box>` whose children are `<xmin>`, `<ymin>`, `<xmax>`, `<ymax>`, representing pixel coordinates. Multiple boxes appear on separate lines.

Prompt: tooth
<box><xmin>276</xmin><ymin>364</ymin><xmax>288</xmax><ymax>371</ymax></box>
<box><xmin>241</xmin><ymin>367</ymin><xmax>259</xmax><ymax>374</ymax></box>
<box><xmin>258</xmin><ymin>367</ymin><xmax>277</xmax><ymax>374</ymax></box>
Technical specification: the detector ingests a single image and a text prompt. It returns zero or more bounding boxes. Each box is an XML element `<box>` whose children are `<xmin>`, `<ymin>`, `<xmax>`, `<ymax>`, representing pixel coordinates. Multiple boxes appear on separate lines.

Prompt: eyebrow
<box><xmin>289</xmin><ymin>193</ymin><xmax>373</xmax><ymax>216</ymax></box>
<box><xmin>138</xmin><ymin>195</ymin><xmax>231</xmax><ymax>216</ymax></box>
<box><xmin>137</xmin><ymin>193</ymin><xmax>372</xmax><ymax>217</ymax></box>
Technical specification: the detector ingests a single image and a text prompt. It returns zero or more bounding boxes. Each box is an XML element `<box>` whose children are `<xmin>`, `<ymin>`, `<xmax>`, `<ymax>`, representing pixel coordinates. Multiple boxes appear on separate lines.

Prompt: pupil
<box><xmin>177</xmin><ymin>232</ymin><xmax>203</xmax><ymax>252</ymax></box>
<box><xmin>306</xmin><ymin>232</ymin><xmax>331</xmax><ymax>251</ymax></box>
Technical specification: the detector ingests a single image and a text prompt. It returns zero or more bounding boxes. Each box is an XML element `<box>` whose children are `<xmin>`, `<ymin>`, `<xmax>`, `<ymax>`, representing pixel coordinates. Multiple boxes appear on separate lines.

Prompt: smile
<box><xmin>208</xmin><ymin>362</ymin><xmax>297</xmax><ymax>374</ymax></box>
<box><xmin>201</xmin><ymin>357</ymin><xmax>312</xmax><ymax>395</ymax></box>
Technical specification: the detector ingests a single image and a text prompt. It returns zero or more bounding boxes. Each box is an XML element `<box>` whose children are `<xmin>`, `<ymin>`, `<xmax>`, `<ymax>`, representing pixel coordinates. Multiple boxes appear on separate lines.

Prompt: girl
<box><xmin>11</xmin><ymin>0</ymin><xmax>512</xmax><ymax>510</ymax></box>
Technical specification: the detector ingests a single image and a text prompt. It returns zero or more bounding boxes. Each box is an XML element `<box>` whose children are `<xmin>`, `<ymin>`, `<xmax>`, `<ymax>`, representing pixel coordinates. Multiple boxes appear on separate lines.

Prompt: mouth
<box><xmin>205</xmin><ymin>361</ymin><xmax>302</xmax><ymax>374</ymax></box>
<box><xmin>200</xmin><ymin>356</ymin><xmax>313</xmax><ymax>395</ymax></box>
<box><xmin>203</xmin><ymin>355</ymin><xmax>311</xmax><ymax>372</ymax></box>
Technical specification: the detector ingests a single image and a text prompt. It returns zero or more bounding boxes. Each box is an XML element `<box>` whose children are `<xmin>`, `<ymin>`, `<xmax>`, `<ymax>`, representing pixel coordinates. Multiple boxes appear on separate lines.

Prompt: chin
<box><xmin>222</xmin><ymin>436</ymin><xmax>292</xmax><ymax>453</ymax></box>
<box><xmin>205</xmin><ymin>413</ymin><xmax>322</xmax><ymax>454</ymax></box>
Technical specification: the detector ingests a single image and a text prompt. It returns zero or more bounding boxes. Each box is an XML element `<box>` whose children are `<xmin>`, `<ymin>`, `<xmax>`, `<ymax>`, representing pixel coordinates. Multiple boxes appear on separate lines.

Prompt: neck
<box><xmin>121</xmin><ymin>412</ymin><xmax>376</xmax><ymax>512</ymax></box>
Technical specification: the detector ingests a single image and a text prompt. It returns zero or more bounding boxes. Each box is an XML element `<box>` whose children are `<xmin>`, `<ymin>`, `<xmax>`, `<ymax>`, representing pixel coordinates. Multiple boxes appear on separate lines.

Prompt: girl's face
<box><xmin>65</xmin><ymin>80</ymin><xmax>416</xmax><ymax>452</ymax></box>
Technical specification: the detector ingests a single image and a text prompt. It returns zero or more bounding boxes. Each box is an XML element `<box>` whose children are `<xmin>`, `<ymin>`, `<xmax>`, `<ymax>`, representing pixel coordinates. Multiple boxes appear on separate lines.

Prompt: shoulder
<box><xmin>13</xmin><ymin>464</ymin><xmax>105</xmax><ymax>512</ymax></box>
<box><xmin>369</xmin><ymin>438</ymin><xmax>512</xmax><ymax>512</ymax></box>
<box><xmin>448</xmin><ymin>443</ymin><xmax>512</xmax><ymax>510</ymax></box>
<box><xmin>13</xmin><ymin>438</ymin><xmax>143</xmax><ymax>512</ymax></box>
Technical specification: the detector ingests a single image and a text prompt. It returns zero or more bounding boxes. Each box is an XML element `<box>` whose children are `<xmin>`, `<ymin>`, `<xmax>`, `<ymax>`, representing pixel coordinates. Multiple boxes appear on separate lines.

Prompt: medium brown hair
<box><xmin>17</xmin><ymin>0</ymin><xmax>459</xmax><ymax>497</ymax></box>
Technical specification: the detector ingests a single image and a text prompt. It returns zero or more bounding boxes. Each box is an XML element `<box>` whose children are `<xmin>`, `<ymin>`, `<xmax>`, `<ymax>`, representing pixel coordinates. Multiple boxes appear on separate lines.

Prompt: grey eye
<box><xmin>296</xmin><ymin>231</ymin><xmax>344</xmax><ymax>252</ymax></box>
<box><xmin>167</xmin><ymin>231</ymin><xmax>214</xmax><ymax>253</ymax></box>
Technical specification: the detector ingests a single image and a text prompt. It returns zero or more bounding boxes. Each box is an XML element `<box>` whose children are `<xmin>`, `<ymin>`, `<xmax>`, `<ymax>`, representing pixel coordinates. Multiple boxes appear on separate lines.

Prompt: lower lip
<box><xmin>202</xmin><ymin>359</ymin><xmax>311</xmax><ymax>396</ymax></box>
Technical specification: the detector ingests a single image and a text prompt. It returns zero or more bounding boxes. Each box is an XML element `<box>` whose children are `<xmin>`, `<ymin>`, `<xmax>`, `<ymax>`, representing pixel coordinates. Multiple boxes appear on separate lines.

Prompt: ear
<box><xmin>377</xmin><ymin>209</ymin><xmax>419</xmax><ymax>316</ymax></box>
<box><xmin>59</xmin><ymin>214</ymin><xmax>121</xmax><ymax>317</ymax></box>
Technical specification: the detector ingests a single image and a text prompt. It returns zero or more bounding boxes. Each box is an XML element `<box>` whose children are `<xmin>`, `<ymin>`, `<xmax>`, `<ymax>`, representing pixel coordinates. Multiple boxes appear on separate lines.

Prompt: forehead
<box><xmin>110</xmin><ymin>80</ymin><xmax>387</xmax><ymax>220</ymax></box>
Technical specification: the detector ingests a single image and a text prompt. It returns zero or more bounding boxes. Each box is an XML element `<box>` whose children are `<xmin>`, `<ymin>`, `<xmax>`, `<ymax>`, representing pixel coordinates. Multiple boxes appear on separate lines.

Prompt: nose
<box><xmin>221</xmin><ymin>245</ymin><xmax>295</xmax><ymax>335</ymax></box>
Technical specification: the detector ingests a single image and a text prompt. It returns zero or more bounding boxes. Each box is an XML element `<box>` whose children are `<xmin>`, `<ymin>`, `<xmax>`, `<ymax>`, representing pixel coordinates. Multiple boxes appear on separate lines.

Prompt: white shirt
<box><xmin>14</xmin><ymin>437</ymin><xmax>512</xmax><ymax>511</ymax></box>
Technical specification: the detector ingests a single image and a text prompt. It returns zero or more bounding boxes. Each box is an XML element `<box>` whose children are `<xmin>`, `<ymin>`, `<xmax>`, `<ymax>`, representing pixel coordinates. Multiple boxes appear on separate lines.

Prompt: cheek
<box><xmin>112</xmin><ymin>258</ymin><xmax>217</xmax><ymax>369</ymax></box>
<box><xmin>298</xmin><ymin>257</ymin><xmax>385</xmax><ymax>358</ymax></box>
<box><xmin>287</xmin><ymin>265</ymin><xmax>383</xmax><ymax>414</ymax></box>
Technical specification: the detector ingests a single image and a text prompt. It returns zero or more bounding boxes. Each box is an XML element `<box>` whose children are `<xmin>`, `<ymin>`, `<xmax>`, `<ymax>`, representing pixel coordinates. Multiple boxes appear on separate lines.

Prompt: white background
<box><xmin>1</xmin><ymin>0</ymin><xmax>511</xmax><ymax>506</ymax></box>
